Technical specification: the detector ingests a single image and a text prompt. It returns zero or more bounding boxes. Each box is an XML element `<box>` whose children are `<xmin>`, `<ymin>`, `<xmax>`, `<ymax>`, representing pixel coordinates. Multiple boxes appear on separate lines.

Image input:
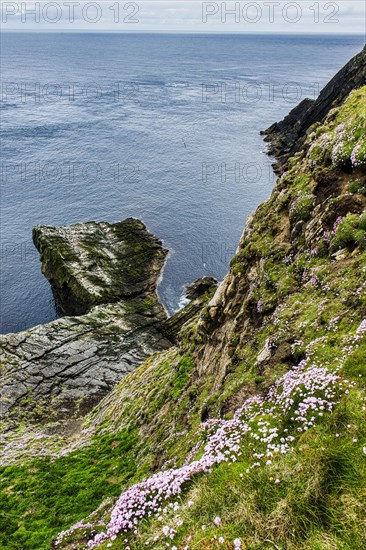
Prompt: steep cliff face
<box><xmin>262</xmin><ymin>44</ymin><xmax>366</xmax><ymax>170</ymax></box>
<box><xmin>191</xmin><ymin>89</ymin><xmax>366</xmax><ymax>391</ymax></box>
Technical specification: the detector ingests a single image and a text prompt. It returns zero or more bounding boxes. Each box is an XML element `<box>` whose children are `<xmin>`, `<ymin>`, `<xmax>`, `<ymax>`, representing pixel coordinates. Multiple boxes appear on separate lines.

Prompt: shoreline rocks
<box><xmin>185</xmin><ymin>277</ymin><xmax>218</xmax><ymax>301</ymax></box>
<box><xmin>1</xmin><ymin>219</ymin><xmax>171</xmax><ymax>426</ymax></box>
<box><xmin>161</xmin><ymin>277</ymin><xmax>218</xmax><ymax>343</ymax></box>
<box><xmin>0</xmin><ymin>219</ymin><xmax>216</xmax><ymax>429</ymax></box>
<box><xmin>0</xmin><ymin>298</ymin><xmax>172</xmax><ymax>427</ymax></box>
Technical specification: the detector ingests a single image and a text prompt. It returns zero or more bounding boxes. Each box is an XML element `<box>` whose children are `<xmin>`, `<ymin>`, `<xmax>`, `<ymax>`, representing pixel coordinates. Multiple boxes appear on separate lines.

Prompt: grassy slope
<box><xmin>1</xmin><ymin>89</ymin><xmax>366</xmax><ymax>550</ymax></box>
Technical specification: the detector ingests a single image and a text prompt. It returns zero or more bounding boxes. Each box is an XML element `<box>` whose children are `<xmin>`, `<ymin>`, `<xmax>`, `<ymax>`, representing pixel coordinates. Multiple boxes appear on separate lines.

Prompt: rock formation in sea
<box><xmin>0</xmin><ymin>219</ymin><xmax>172</xmax><ymax>425</ymax></box>
<box><xmin>32</xmin><ymin>219</ymin><xmax>168</xmax><ymax>316</ymax></box>
<box><xmin>0</xmin><ymin>218</ymin><xmax>216</xmax><ymax>428</ymax></box>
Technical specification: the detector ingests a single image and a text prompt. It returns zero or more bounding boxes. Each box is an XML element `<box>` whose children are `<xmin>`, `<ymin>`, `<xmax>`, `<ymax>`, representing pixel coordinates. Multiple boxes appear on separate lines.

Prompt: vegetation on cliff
<box><xmin>1</xmin><ymin>86</ymin><xmax>366</xmax><ymax>550</ymax></box>
<box><xmin>262</xmin><ymin>44</ymin><xmax>366</xmax><ymax>169</ymax></box>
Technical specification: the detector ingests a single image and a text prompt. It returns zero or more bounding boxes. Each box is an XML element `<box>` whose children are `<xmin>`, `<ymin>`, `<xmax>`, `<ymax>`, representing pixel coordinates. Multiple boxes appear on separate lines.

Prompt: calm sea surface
<box><xmin>0</xmin><ymin>33</ymin><xmax>364</xmax><ymax>333</ymax></box>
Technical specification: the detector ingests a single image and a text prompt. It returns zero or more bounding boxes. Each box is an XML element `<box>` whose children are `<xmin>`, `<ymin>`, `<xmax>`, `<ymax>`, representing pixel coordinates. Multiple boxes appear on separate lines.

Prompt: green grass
<box><xmin>330</xmin><ymin>213</ymin><xmax>366</xmax><ymax>252</ymax></box>
<box><xmin>0</xmin><ymin>429</ymin><xmax>138</xmax><ymax>550</ymax></box>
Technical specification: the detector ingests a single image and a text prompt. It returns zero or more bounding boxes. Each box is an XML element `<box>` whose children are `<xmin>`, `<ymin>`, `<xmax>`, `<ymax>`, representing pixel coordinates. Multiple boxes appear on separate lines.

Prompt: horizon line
<box><xmin>1</xmin><ymin>29</ymin><xmax>365</xmax><ymax>35</ymax></box>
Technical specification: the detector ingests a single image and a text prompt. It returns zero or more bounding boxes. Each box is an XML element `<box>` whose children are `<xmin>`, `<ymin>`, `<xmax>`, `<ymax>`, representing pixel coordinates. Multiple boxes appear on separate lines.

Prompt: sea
<box><xmin>0</xmin><ymin>32</ymin><xmax>364</xmax><ymax>333</ymax></box>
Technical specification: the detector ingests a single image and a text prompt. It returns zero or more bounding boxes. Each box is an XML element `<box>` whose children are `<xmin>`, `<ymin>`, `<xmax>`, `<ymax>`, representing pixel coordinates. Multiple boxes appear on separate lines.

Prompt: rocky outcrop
<box><xmin>0</xmin><ymin>219</ymin><xmax>218</xmax><ymax>428</ymax></box>
<box><xmin>33</xmin><ymin>218</ymin><xmax>168</xmax><ymax>316</ymax></box>
<box><xmin>0</xmin><ymin>299</ymin><xmax>171</xmax><ymax>426</ymax></box>
<box><xmin>185</xmin><ymin>277</ymin><xmax>218</xmax><ymax>301</ymax></box>
<box><xmin>161</xmin><ymin>277</ymin><xmax>218</xmax><ymax>343</ymax></box>
<box><xmin>0</xmin><ymin>219</ymin><xmax>172</xmax><ymax>426</ymax></box>
<box><xmin>262</xmin><ymin>44</ymin><xmax>366</xmax><ymax>170</ymax></box>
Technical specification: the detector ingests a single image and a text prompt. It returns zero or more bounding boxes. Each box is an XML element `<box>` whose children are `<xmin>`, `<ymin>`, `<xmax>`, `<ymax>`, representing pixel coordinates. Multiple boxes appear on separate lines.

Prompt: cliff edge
<box><xmin>262</xmin><ymin>44</ymin><xmax>366</xmax><ymax>171</ymax></box>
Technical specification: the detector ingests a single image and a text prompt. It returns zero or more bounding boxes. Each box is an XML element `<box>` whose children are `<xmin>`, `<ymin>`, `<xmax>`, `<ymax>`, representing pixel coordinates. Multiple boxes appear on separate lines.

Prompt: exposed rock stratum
<box><xmin>0</xmin><ymin>219</ymin><xmax>172</xmax><ymax>425</ymax></box>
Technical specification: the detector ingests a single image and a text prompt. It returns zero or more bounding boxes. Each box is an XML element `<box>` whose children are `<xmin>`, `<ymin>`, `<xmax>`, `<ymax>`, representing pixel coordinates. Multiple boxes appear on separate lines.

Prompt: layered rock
<box><xmin>0</xmin><ymin>299</ymin><xmax>171</xmax><ymax>425</ymax></box>
<box><xmin>32</xmin><ymin>218</ymin><xmax>168</xmax><ymax>316</ymax></box>
<box><xmin>262</xmin><ymin>44</ymin><xmax>366</xmax><ymax>170</ymax></box>
<box><xmin>0</xmin><ymin>219</ymin><xmax>172</xmax><ymax>426</ymax></box>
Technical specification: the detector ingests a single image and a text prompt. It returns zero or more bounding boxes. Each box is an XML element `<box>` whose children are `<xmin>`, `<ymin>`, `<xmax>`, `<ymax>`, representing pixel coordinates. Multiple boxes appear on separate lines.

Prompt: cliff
<box><xmin>262</xmin><ymin>44</ymin><xmax>366</xmax><ymax>171</ymax></box>
<box><xmin>0</xmin><ymin>52</ymin><xmax>366</xmax><ymax>550</ymax></box>
<box><xmin>191</xmin><ymin>85</ymin><xmax>366</xmax><ymax>388</ymax></box>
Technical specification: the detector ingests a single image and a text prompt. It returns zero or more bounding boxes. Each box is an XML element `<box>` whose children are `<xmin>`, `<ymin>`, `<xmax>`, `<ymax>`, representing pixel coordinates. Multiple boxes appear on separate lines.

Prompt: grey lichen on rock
<box><xmin>1</xmin><ymin>218</ymin><xmax>173</xmax><ymax>428</ymax></box>
<box><xmin>0</xmin><ymin>299</ymin><xmax>172</xmax><ymax>429</ymax></box>
<box><xmin>32</xmin><ymin>218</ymin><xmax>168</xmax><ymax>316</ymax></box>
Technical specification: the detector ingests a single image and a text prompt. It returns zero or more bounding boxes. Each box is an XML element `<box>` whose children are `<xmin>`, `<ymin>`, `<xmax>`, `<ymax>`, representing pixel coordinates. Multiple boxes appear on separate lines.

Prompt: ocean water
<box><xmin>0</xmin><ymin>33</ymin><xmax>364</xmax><ymax>333</ymax></box>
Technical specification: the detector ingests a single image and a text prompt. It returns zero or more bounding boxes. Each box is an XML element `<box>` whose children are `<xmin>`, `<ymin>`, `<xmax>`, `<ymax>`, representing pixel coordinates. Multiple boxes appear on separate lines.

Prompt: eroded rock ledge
<box><xmin>0</xmin><ymin>219</ymin><xmax>217</xmax><ymax>430</ymax></box>
<box><xmin>0</xmin><ymin>219</ymin><xmax>172</xmax><ymax>426</ymax></box>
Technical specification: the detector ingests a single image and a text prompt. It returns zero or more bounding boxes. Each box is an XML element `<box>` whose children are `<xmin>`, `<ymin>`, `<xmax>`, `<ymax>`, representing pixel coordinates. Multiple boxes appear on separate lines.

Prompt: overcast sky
<box><xmin>1</xmin><ymin>0</ymin><xmax>366</xmax><ymax>33</ymax></box>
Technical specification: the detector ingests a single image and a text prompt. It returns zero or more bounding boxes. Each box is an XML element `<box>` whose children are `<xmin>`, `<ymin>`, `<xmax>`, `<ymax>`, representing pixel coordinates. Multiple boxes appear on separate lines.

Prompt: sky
<box><xmin>1</xmin><ymin>0</ymin><xmax>366</xmax><ymax>33</ymax></box>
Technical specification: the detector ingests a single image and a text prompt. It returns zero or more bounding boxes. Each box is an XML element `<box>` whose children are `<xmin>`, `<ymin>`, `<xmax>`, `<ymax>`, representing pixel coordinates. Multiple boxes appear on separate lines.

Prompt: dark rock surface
<box><xmin>33</xmin><ymin>218</ymin><xmax>168</xmax><ymax>316</ymax></box>
<box><xmin>161</xmin><ymin>278</ymin><xmax>218</xmax><ymax>343</ymax></box>
<box><xmin>0</xmin><ymin>299</ymin><xmax>171</xmax><ymax>426</ymax></box>
<box><xmin>0</xmin><ymin>219</ymin><xmax>172</xmax><ymax>426</ymax></box>
<box><xmin>185</xmin><ymin>277</ymin><xmax>218</xmax><ymax>301</ymax></box>
<box><xmin>262</xmin><ymin>44</ymin><xmax>366</xmax><ymax>170</ymax></box>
